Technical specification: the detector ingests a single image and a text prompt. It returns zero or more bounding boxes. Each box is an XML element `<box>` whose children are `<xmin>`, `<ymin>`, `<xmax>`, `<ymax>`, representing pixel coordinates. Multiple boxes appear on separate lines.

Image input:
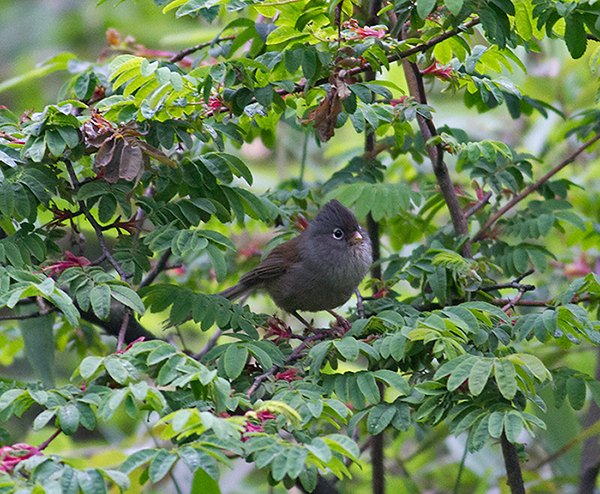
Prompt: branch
<box><xmin>246</xmin><ymin>332</ymin><xmax>327</xmax><ymax>396</ymax></box>
<box><xmin>116</xmin><ymin>309</ymin><xmax>131</xmax><ymax>353</ymax></box>
<box><xmin>139</xmin><ymin>248</ymin><xmax>172</xmax><ymax>289</ymax></box>
<box><xmin>64</xmin><ymin>160</ymin><xmax>128</xmax><ymax>281</ymax></box>
<box><xmin>38</xmin><ymin>429</ymin><xmax>62</xmax><ymax>451</ymax></box>
<box><xmin>465</xmin><ymin>191</ymin><xmax>492</xmax><ymax>218</ymax></box>
<box><xmin>402</xmin><ymin>51</ymin><xmax>470</xmax><ymax>257</ymax></box>
<box><xmin>0</xmin><ymin>307</ymin><xmax>57</xmax><ymax>321</ymax></box>
<box><xmin>193</xmin><ymin>328</ymin><xmax>222</xmax><ymax>361</ymax></box>
<box><xmin>473</xmin><ymin>134</ymin><xmax>600</xmax><ymax>242</ymax></box>
<box><xmin>500</xmin><ymin>433</ymin><xmax>526</xmax><ymax>494</ymax></box>
<box><xmin>479</xmin><ymin>270</ymin><xmax>535</xmax><ymax>293</ymax></box>
<box><xmin>203</xmin><ymin>18</ymin><xmax>481</xmax><ymax>119</ymax></box>
<box><xmin>341</xmin><ymin>17</ymin><xmax>481</xmax><ymax>83</ymax></box>
<box><xmin>168</xmin><ymin>35</ymin><xmax>237</xmax><ymax>63</ymax></box>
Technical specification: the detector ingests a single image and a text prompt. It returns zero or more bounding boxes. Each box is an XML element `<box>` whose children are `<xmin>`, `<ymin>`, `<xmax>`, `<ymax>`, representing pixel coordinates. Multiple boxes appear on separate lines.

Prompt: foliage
<box><xmin>2</xmin><ymin>0</ymin><xmax>600</xmax><ymax>493</ymax></box>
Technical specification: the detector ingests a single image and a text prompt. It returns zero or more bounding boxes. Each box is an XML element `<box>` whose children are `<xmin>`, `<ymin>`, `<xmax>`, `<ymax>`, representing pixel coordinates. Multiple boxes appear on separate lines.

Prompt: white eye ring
<box><xmin>332</xmin><ymin>228</ymin><xmax>344</xmax><ymax>240</ymax></box>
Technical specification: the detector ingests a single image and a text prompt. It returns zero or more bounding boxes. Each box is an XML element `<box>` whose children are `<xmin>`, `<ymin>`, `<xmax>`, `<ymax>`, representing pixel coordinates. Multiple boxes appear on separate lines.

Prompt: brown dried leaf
<box><xmin>299</xmin><ymin>87</ymin><xmax>342</xmax><ymax>142</ymax></box>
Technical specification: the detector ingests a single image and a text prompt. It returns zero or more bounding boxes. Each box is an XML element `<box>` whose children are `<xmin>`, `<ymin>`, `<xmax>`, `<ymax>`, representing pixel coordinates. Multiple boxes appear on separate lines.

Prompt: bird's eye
<box><xmin>332</xmin><ymin>228</ymin><xmax>344</xmax><ymax>240</ymax></box>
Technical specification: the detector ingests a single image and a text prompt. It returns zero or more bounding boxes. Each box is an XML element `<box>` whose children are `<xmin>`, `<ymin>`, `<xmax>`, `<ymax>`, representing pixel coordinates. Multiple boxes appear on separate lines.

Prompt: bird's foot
<box><xmin>327</xmin><ymin>310</ymin><xmax>352</xmax><ymax>334</ymax></box>
<box><xmin>291</xmin><ymin>311</ymin><xmax>317</xmax><ymax>333</ymax></box>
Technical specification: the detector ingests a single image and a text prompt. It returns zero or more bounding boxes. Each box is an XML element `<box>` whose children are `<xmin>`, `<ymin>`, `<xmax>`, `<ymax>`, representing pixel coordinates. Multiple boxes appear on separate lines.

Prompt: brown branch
<box><xmin>64</xmin><ymin>160</ymin><xmax>127</xmax><ymax>282</ymax></box>
<box><xmin>501</xmin><ymin>433</ymin><xmax>526</xmax><ymax>494</ymax></box>
<box><xmin>116</xmin><ymin>309</ymin><xmax>131</xmax><ymax>353</ymax></box>
<box><xmin>246</xmin><ymin>333</ymin><xmax>327</xmax><ymax>397</ymax></box>
<box><xmin>193</xmin><ymin>328</ymin><xmax>222</xmax><ymax>361</ymax></box>
<box><xmin>168</xmin><ymin>35</ymin><xmax>237</xmax><ymax>63</ymax></box>
<box><xmin>403</xmin><ymin>52</ymin><xmax>470</xmax><ymax>257</ymax></box>
<box><xmin>465</xmin><ymin>191</ymin><xmax>492</xmax><ymax>218</ymax></box>
<box><xmin>0</xmin><ymin>307</ymin><xmax>57</xmax><ymax>321</ymax></box>
<box><xmin>38</xmin><ymin>429</ymin><xmax>62</xmax><ymax>451</ymax></box>
<box><xmin>473</xmin><ymin>134</ymin><xmax>600</xmax><ymax>242</ymax></box>
<box><xmin>479</xmin><ymin>270</ymin><xmax>535</xmax><ymax>293</ymax></box>
<box><xmin>139</xmin><ymin>248</ymin><xmax>172</xmax><ymax>289</ymax></box>
<box><xmin>204</xmin><ymin>18</ymin><xmax>481</xmax><ymax>119</ymax></box>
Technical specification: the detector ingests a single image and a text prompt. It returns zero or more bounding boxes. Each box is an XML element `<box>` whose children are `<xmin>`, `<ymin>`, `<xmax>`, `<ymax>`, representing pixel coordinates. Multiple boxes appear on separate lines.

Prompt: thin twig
<box><xmin>168</xmin><ymin>36</ymin><xmax>237</xmax><ymax>63</ymax></box>
<box><xmin>246</xmin><ymin>333</ymin><xmax>327</xmax><ymax>396</ymax></box>
<box><xmin>0</xmin><ymin>307</ymin><xmax>57</xmax><ymax>321</ymax></box>
<box><xmin>202</xmin><ymin>18</ymin><xmax>481</xmax><ymax>119</ymax></box>
<box><xmin>465</xmin><ymin>191</ymin><xmax>492</xmax><ymax>218</ymax></box>
<box><xmin>501</xmin><ymin>289</ymin><xmax>528</xmax><ymax>314</ymax></box>
<box><xmin>139</xmin><ymin>248</ymin><xmax>172</xmax><ymax>289</ymax></box>
<box><xmin>116</xmin><ymin>310</ymin><xmax>131</xmax><ymax>352</ymax></box>
<box><xmin>64</xmin><ymin>160</ymin><xmax>127</xmax><ymax>281</ymax></box>
<box><xmin>403</xmin><ymin>50</ymin><xmax>470</xmax><ymax>257</ymax></box>
<box><xmin>193</xmin><ymin>328</ymin><xmax>222</xmax><ymax>361</ymax></box>
<box><xmin>355</xmin><ymin>288</ymin><xmax>365</xmax><ymax>318</ymax></box>
<box><xmin>531</xmin><ymin>418</ymin><xmax>600</xmax><ymax>472</ymax></box>
<box><xmin>473</xmin><ymin>134</ymin><xmax>600</xmax><ymax>242</ymax></box>
<box><xmin>38</xmin><ymin>429</ymin><xmax>62</xmax><ymax>451</ymax></box>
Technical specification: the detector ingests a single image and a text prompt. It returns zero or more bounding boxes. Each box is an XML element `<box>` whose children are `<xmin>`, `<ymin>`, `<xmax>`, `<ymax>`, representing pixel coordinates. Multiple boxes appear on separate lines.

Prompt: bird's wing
<box><xmin>238</xmin><ymin>235</ymin><xmax>302</xmax><ymax>286</ymax></box>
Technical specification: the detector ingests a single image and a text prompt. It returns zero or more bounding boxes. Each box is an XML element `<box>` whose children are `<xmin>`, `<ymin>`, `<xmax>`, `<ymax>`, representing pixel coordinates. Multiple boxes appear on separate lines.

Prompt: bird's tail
<box><xmin>218</xmin><ymin>283</ymin><xmax>248</xmax><ymax>301</ymax></box>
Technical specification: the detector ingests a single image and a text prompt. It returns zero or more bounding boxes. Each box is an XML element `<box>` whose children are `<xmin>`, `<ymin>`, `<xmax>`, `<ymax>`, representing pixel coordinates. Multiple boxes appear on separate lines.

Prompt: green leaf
<box><xmin>120</xmin><ymin>449</ymin><xmax>159</xmax><ymax>474</ymax></box>
<box><xmin>191</xmin><ymin>467</ymin><xmax>222</xmax><ymax>494</ymax></box>
<box><xmin>90</xmin><ymin>284</ymin><xmax>111</xmax><ymax>320</ymax></box>
<box><xmin>324</xmin><ymin>434</ymin><xmax>360</xmax><ymax>460</ymax></box>
<box><xmin>206</xmin><ymin>243</ymin><xmax>227</xmax><ymax>282</ymax></box>
<box><xmin>147</xmin><ymin>344</ymin><xmax>178</xmax><ymax>365</ymax></box>
<box><xmin>373</xmin><ymin>369</ymin><xmax>410</xmax><ymax>395</ymax></box>
<box><xmin>104</xmin><ymin>355</ymin><xmax>132</xmax><ymax>385</ymax></box>
<box><xmin>285</xmin><ymin>447</ymin><xmax>308</xmax><ymax>479</ymax></box>
<box><xmin>494</xmin><ymin>359</ymin><xmax>517</xmax><ymax>400</ymax></box>
<box><xmin>149</xmin><ymin>450</ymin><xmax>179</xmax><ymax>483</ymax></box>
<box><xmin>306</xmin><ymin>438</ymin><xmax>332</xmax><ymax>463</ymax></box>
<box><xmin>58</xmin><ymin>404</ymin><xmax>80</xmax><ymax>435</ymax></box>
<box><xmin>447</xmin><ymin>356</ymin><xmax>476</xmax><ymax>391</ymax></box>
<box><xmin>468</xmin><ymin>358</ymin><xmax>494</xmax><ymax>396</ymax></box>
<box><xmin>333</xmin><ymin>337</ymin><xmax>359</xmax><ymax>360</ymax></box>
<box><xmin>504</xmin><ymin>412</ymin><xmax>523</xmax><ymax>443</ymax></box>
<box><xmin>78</xmin><ymin>469</ymin><xmax>106</xmax><ymax>494</ymax></box>
<box><xmin>357</xmin><ymin>372</ymin><xmax>381</xmax><ymax>404</ymax></box>
<box><xmin>33</xmin><ymin>409</ymin><xmax>55</xmax><ymax>430</ymax></box>
<box><xmin>488</xmin><ymin>411</ymin><xmax>504</xmax><ymax>438</ymax></box>
<box><xmin>80</xmin><ymin>356</ymin><xmax>103</xmax><ymax>379</ymax></box>
<box><xmin>444</xmin><ymin>0</ymin><xmax>464</xmax><ymax>15</ymax></box>
<box><xmin>367</xmin><ymin>403</ymin><xmax>396</xmax><ymax>435</ymax></box>
<box><xmin>567</xmin><ymin>376</ymin><xmax>586</xmax><ymax>410</ymax></box>
<box><xmin>565</xmin><ymin>13</ymin><xmax>587</xmax><ymax>59</ymax></box>
<box><xmin>417</xmin><ymin>0</ymin><xmax>436</xmax><ymax>19</ymax></box>
<box><xmin>224</xmin><ymin>344</ymin><xmax>248</xmax><ymax>379</ymax></box>
<box><xmin>110</xmin><ymin>285</ymin><xmax>146</xmax><ymax>315</ymax></box>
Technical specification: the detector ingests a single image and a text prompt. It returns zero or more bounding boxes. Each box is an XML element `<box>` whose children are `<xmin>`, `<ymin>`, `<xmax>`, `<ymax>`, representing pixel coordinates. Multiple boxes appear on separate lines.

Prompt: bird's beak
<box><xmin>348</xmin><ymin>231</ymin><xmax>363</xmax><ymax>246</ymax></box>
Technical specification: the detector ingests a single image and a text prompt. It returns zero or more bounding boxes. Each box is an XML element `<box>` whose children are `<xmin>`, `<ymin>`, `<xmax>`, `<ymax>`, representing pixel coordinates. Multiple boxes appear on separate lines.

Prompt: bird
<box><xmin>219</xmin><ymin>199</ymin><xmax>372</xmax><ymax>326</ymax></box>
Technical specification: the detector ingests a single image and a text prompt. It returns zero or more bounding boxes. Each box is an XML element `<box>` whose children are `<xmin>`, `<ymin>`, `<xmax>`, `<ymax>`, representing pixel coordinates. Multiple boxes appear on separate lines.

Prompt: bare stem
<box><xmin>168</xmin><ymin>35</ymin><xmax>236</xmax><ymax>63</ymax></box>
<box><xmin>38</xmin><ymin>429</ymin><xmax>62</xmax><ymax>451</ymax></box>
<box><xmin>403</xmin><ymin>56</ymin><xmax>470</xmax><ymax>257</ymax></box>
<box><xmin>139</xmin><ymin>248</ymin><xmax>172</xmax><ymax>289</ymax></box>
<box><xmin>246</xmin><ymin>333</ymin><xmax>327</xmax><ymax>396</ymax></box>
<box><xmin>64</xmin><ymin>160</ymin><xmax>128</xmax><ymax>282</ymax></box>
<box><xmin>0</xmin><ymin>307</ymin><xmax>57</xmax><ymax>321</ymax></box>
<box><xmin>473</xmin><ymin>134</ymin><xmax>600</xmax><ymax>242</ymax></box>
<box><xmin>116</xmin><ymin>310</ymin><xmax>131</xmax><ymax>352</ymax></box>
<box><xmin>500</xmin><ymin>433</ymin><xmax>526</xmax><ymax>494</ymax></box>
<box><xmin>465</xmin><ymin>191</ymin><xmax>492</xmax><ymax>218</ymax></box>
